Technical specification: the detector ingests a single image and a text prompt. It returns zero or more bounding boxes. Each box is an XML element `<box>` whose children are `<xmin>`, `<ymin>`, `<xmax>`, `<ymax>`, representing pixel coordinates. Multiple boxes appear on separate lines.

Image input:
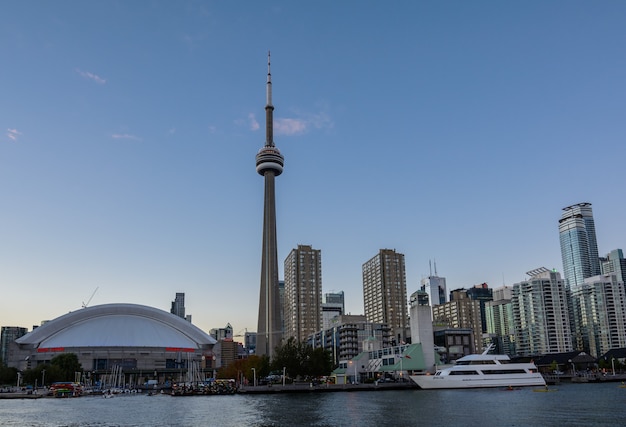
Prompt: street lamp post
<box><xmin>251</xmin><ymin>368</ymin><xmax>256</xmax><ymax>387</ymax></box>
<box><xmin>348</xmin><ymin>360</ymin><xmax>353</xmax><ymax>384</ymax></box>
<box><xmin>348</xmin><ymin>360</ymin><xmax>357</xmax><ymax>384</ymax></box>
<box><xmin>42</xmin><ymin>369</ymin><xmax>46</xmax><ymax>388</ymax></box>
<box><xmin>282</xmin><ymin>367</ymin><xmax>286</xmax><ymax>386</ymax></box>
<box><xmin>612</xmin><ymin>358</ymin><xmax>616</xmax><ymax>376</ymax></box>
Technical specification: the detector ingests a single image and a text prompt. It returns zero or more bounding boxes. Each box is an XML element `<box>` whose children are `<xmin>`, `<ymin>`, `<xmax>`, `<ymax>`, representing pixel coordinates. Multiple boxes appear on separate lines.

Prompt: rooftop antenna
<box><xmin>82</xmin><ymin>287</ymin><xmax>99</xmax><ymax>308</ymax></box>
<box><xmin>434</xmin><ymin>259</ymin><xmax>438</xmax><ymax>276</ymax></box>
<box><xmin>429</xmin><ymin>260</ymin><xmax>432</xmax><ymax>277</ymax></box>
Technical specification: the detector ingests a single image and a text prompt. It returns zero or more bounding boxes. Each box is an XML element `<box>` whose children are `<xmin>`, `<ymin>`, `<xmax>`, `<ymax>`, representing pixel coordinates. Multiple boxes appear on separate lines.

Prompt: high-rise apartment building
<box><xmin>1</xmin><ymin>326</ymin><xmax>27</xmax><ymax>365</ymax></box>
<box><xmin>322</xmin><ymin>291</ymin><xmax>345</xmax><ymax>330</ymax></box>
<box><xmin>559</xmin><ymin>202</ymin><xmax>601</xmax><ymax>288</ymax></box>
<box><xmin>485</xmin><ymin>286</ymin><xmax>515</xmax><ymax>355</ymax></box>
<box><xmin>493</xmin><ymin>285</ymin><xmax>513</xmax><ymax>302</ymax></box>
<box><xmin>256</xmin><ymin>53</ymin><xmax>284</xmax><ymax>358</ymax></box>
<box><xmin>600</xmin><ymin>249</ymin><xmax>626</xmax><ymax>284</ymax></box>
<box><xmin>284</xmin><ymin>245</ymin><xmax>323</xmax><ymax>342</ymax></box>
<box><xmin>512</xmin><ymin>267</ymin><xmax>573</xmax><ymax>356</ymax></box>
<box><xmin>278</xmin><ymin>280</ymin><xmax>285</xmax><ymax>334</ymax></box>
<box><xmin>570</xmin><ymin>273</ymin><xmax>626</xmax><ymax>357</ymax></box>
<box><xmin>466</xmin><ymin>283</ymin><xmax>493</xmax><ymax>334</ymax></box>
<box><xmin>210</xmin><ymin>323</ymin><xmax>233</xmax><ymax>341</ymax></box>
<box><xmin>362</xmin><ymin>249</ymin><xmax>409</xmax><ymax>344</ymax></box>
<box><xmin>421</xmin><ymin>275</ymin><xmax>447</xmax><ymax>307</ymax></box>
<box><xmin>433</xmin><ymin>289</ymin><xmax>482</xmax><ymax>353</ymax></box>
<box><xmin>170</xmin><ymin>293</ymin><xmax>187</xmax><ymax>320</ymax></box>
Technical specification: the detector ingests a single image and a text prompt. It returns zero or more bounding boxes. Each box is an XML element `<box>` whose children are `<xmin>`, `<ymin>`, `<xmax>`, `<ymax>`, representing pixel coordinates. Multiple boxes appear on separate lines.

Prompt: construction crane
<box><xmin>82</xmin><ymin>287</ymin><xmax>99</xmax><ymax>308</ymax></box>
<box><xmin>233</xmin><ymin>328</ymin><xmax>248</xmax><ymax>338</ymax></box>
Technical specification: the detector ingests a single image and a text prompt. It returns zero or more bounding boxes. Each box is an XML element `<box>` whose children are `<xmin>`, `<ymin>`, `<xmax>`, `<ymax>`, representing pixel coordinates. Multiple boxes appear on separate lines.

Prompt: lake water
<box><xmin>1</xmin><ymin>382</ymin><xmax>625</xmax><ymax>426</ymax></box>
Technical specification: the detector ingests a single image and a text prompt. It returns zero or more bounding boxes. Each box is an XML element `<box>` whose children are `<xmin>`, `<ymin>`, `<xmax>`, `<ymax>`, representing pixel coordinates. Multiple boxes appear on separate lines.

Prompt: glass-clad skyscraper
<box><xmin>559</xmin><ymin>202</ymin><xmax>601</xmax><ymax>288</ymax></box>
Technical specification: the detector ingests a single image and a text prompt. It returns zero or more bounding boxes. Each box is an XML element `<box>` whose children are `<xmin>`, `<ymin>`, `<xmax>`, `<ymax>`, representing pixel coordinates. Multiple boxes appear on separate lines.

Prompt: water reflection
<box><xmin>0</xmin><ymin>383</ymin><xmax>625</xmax><ymax>426</ymax></box>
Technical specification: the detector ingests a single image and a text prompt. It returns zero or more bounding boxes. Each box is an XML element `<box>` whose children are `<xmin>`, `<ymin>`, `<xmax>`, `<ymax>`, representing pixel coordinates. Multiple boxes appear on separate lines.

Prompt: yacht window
<box><xmin>449</xmin><ymin>370</ymin><xmax>479</xmax><ymax>375</ymax></box>
<box><xmin>482</xmin><ymin>369</ymin><xmax>527</xmax><ymax>374</ymax></box>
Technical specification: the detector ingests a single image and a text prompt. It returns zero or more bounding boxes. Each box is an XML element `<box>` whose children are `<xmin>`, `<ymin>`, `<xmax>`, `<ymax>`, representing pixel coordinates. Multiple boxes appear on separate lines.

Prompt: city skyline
<box><xmin>1</xmin><ymin>2</ymin><xmax>625</xmax><ymax>336</ymax></box>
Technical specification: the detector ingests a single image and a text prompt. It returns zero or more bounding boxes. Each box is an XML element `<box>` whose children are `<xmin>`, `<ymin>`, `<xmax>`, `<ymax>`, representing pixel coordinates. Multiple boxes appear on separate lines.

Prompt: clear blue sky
<box><xmin>1</xmin><ymin>1</ymin><xmax>625</xmax><ymax>336</ymax></box>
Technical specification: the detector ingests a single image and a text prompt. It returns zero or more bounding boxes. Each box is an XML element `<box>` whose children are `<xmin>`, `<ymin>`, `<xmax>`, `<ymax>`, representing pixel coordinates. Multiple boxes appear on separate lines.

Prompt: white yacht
<box><xmin>410</xmin><ymin>346</ymin><xmax>546</xmax><ymax>389</ymax></box>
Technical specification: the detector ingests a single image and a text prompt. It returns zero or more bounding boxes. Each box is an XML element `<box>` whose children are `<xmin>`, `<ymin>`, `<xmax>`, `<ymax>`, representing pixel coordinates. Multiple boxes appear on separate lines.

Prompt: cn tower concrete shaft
<box><xmin>255</xmin><ymin>52</ymin><xmax>284</xmax><ymax>359</ymax></box>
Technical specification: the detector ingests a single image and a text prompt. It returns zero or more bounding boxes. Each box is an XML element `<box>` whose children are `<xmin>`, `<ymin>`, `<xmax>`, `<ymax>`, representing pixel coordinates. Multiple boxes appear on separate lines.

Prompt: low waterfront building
<box><xmin>332</xmin><ymin>343</ymin><xmax>428</xmax><ymax>384</ymax></box>
<box><xmin>307</xmin><ymin>315</ymin><xmax>391</xmax><ymax>367</ymax></box>
<box><xmin>432</xmin><ymin>327</ymin><xmax>473</xmax><ymax>363</ymax></box>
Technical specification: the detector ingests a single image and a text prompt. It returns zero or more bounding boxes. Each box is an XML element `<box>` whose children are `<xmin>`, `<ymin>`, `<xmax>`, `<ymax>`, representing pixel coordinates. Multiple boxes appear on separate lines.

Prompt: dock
<box><xmin>0</xmin><ymin>393</ymin><xmax>44</xmax><ymax>399</ymax></box>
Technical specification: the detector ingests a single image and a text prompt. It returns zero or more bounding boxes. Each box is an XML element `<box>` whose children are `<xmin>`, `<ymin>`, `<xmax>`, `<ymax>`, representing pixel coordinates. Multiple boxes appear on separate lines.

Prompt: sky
<box><xmin>1</xmin><ymin>1</ymin><xmax>625</xmax><ymax>338</ymax></box>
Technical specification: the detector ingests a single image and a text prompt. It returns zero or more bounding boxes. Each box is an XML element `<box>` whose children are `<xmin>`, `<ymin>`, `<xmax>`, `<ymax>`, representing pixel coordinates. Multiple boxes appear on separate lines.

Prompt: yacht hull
<box><xmin>410</xmin><ymin>373</ymin><xmax>546</xmax><ymax>389</ymax></box>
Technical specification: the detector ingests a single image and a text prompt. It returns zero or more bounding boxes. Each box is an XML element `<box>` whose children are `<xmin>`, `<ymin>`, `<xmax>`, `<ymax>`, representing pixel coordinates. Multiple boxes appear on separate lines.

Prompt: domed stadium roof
<box><xmin>16</xmin><ymin>303</ymin><xmax>216</xmax><ymax>349</ymax></box>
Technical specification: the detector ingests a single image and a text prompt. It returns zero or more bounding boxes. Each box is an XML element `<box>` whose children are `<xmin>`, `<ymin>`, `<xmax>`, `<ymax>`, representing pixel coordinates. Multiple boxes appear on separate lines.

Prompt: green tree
<box><xmin>217</xmin><ymin>358</ymin><xmax>247</xmax><ymax>380</ymax></box>
<box><xmin>216</xmin><ymin>355</ymin><xmax>270</xmax><ymax>383</ymax></box>
<box><xmin>50</xmin><ymin>353</ymin><xmax>83</xmax><ymax>382</ymax></box>
<box><xmin>270</xmin><ymin>338</ymin><xmax>333</xmax><ymax>379</ymax></box>
<box><xmin>307</xmin><ymin>347</ymin><xmax>333</xmax><ymax>377</ymax></box>
<box><xmin>0</xmin><ymin>365</ymin><xmax>18</xmax><ymax>386</ymax></box>
<box><xmin>22</xmin><ymin>363</ymin><xmax>65</xmax><ymax>386</ymax></box>
<box><xmin>549</xmin><ymin>360</ymin><xmax>559</xmax><ymax>373</ymax></box>
<box><xmin>271</xmin><ymin>337</ymin><xmax>307</xmax><ymax>379</ymax></box>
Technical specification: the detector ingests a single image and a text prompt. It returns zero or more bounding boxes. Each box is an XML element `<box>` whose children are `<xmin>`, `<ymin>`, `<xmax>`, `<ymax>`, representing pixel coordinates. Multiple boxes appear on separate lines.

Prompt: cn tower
<box><xmin>255</xmin><ymin>52</ymin><xmax>284</xmax><ymax>358</ymax></box>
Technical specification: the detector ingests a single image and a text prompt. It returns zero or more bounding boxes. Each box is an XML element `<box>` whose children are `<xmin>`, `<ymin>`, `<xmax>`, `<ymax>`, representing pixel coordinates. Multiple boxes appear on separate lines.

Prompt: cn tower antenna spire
<box><xmin>265</xmin><ymin>50</ymin><xmax>274</xmax><ymax>147</ymax></box>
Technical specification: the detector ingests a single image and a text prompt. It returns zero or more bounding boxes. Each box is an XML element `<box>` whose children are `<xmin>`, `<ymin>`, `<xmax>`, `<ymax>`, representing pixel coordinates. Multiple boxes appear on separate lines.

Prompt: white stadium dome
<box><xmin>11</xmin><ymin>304</ymin><xmax>217</xmax><ymax>383</ymax></box>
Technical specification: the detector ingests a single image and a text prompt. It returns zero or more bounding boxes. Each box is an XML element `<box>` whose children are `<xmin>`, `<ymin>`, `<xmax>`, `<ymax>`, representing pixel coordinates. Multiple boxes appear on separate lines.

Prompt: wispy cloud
<box><xmin>112</xmin><ymin>133</ymin><xmax>142</xmax><ymax>141</ymax></box>
<box><xmin>76</xmin><ymin>68</ymin><xmax>106</xmax><ymax>85</ymax></box>
<box><xmin>239</xmin><ymin>109</ymin><xmax>333</xmax><ymax>136</ymax></box>
<box><xmin>272</xmin><ymin>111</ymin><xmax>334</xmax><ymax>136</ymax></box>
<box><xmin>274</xmin><ymin>118</ymin><xmax>307</xmax><ymax>135</ymax></box>
<box><xmin>181</xmin><ymin>33</ymin><xmax>207</xmax><ymax>50</ymax></box>
<box><xmin>248</xmin><ymin>113</ymin><xmax>260</xmax><ymax>131</ymax></box>
<box><xmin>7</xmin><ymin>128</ymin><xmax>21</xmax><ymax>141</ymax></box>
